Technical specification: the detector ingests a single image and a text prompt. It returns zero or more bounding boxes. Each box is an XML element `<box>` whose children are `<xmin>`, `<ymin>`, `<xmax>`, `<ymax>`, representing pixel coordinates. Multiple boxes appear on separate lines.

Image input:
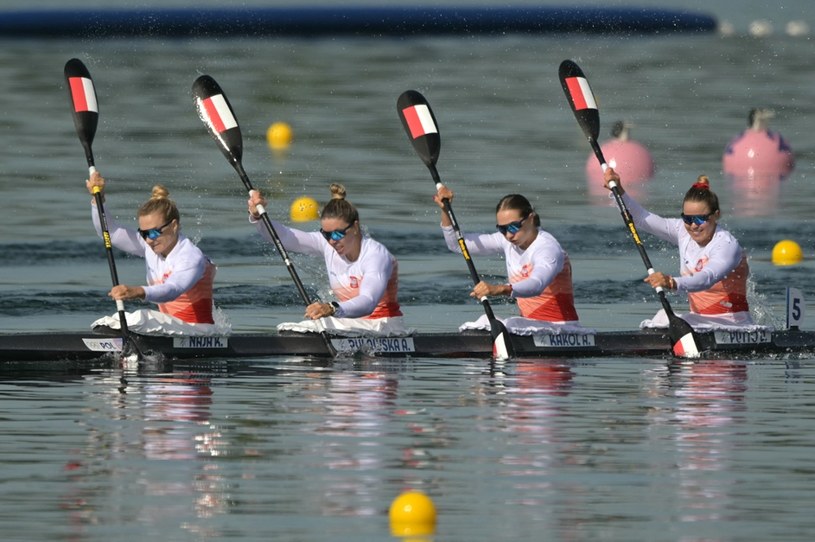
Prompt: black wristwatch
<box><xmin>330</xmin><ymin>301</ymin><xmax>340</xmax><ymax>316</ymax></box>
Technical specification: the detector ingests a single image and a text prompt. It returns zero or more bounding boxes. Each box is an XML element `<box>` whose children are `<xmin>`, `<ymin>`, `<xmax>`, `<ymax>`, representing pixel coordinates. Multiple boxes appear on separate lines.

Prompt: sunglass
<box><xmin>496</xmin><ymin>214</ymin><xmax>529</xmax><ymax>235</ymax></box>
<box><xmin>320</xmin><ymin>224</ymin><xmax>353</xmax><ymax>242</ymax></box>
<box><xmin>680</xmin><ymin>213</ymin><xmax>712</xmax><ymax>226</ymax></box>
<box><xmin>137</xmin><ymin>219</ymin><xmax>174</xmax><ymax>240</ymax></box>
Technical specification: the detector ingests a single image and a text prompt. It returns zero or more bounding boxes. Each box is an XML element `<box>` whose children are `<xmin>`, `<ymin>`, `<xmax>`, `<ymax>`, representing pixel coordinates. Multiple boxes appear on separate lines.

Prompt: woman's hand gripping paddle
<box><xmin>192</xmin><ymin>75</ymin><xmax>337</xmax><ymax>357</ymax></box>
<box><xmin>397</xmin><ymin>90</ymin><xmax>514</xmax><ymax>361</ymax></box>
<box><xmin>558</xmin><ymin>59</ymin><xmax>702</xmax><ymax>359</ymax></box>
<box><xmin>64</xmin><ymin>58</ymin><xmax>143</xmax><ymax>361</ymax></box>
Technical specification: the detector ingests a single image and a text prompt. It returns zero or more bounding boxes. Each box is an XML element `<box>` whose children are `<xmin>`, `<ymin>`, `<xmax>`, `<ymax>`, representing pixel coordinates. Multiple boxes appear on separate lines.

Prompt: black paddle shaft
<box><xmin>397</xmin><ymin>89</ymin><xmax>514</xmax><ymax>359</ymax></box>
<box><xmin>428</xmin><ymin>165</ymin><xmax>501</xmax><ymax>321</ymax></box>
<box><xmin>192</xmin><ymin>74</ymin><xmax>337</xmax><ymax>357</ymax></box>
<box><xmin>591</xmin><ymin>142</ymin><xmax>681</xmax><ymax>319</ymax></box>
<box><xmin>233</xmin><ymin>162</ymin><xmax>314</xmax><ymax>306</ymax></box>
<box><xmin>64</xmin><ymin>58</ymin><xmax>138</xmax><ymax>356</ymax></box>
<box><xmin>559</xmin><ymin>59</ymin><xmax>701</xmax><ymax>356</ymax></box>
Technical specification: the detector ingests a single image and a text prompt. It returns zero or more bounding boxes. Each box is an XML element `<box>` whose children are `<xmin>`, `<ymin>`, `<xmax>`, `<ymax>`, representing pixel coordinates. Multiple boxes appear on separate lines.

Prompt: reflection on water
<box><xmin>306</xmin><ymin>368</ymin><xmax>399</xmax><ymax>517</ymax></box>
<box><xmin>726</xmin><ymin>173</ymin><xmax>784</xmax><ymax>218</ymax></box>
<box><xmin>497</xmin><ymin>361</ymin><xmax>573</xmax><ymax>507</ymax></box>
<box><xmin>3</xmin><ymin>355</ymin><xmax>815</xmax><ymax>540</ymax></box>
<box><xmin>647</xmin><ymin>359</ymin><xmax>748</xmax><ymax>532</ymax></box>
<box><xmin>59</xmin><ymin>369</ymin><xmax>231</xmax><ymax>540</ymax></box>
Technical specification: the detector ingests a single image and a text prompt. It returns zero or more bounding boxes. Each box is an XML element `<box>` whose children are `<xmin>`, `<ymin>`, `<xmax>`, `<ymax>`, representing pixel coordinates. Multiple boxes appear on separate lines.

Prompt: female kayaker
<box><xmin>86</xmin><ymin>171</ymin><xmax>221</xmax><ymax>331</ymax></box>
<box><xmin>433</xmin><ymin>186</ymin><xmax>582</xmax><ymax>334</ymax></box>
<box><xmin>603</xmin><ymin>167</ymin><xmax>755</xmax><ymax>329</ymax></box>
<box><xmin>248</xmin><ymin>183</ymin><xmax>407</xmax><ymax>336</ymax></box>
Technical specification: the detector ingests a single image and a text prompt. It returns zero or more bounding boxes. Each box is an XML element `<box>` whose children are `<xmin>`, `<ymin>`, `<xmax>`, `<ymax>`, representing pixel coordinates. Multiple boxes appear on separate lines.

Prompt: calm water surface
<box><xmin>2</xmin><ymin>1</ymin><xmax>815</xmax><ymax>540</ymax></box>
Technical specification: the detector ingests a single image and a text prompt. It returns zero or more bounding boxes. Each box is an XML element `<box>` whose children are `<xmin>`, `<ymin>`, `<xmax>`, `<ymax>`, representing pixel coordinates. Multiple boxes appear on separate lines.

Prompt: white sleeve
<box><xmin>441</xmin><ymin>225</ymin><xmax>504</xmax><ymax>256</ymax></box>
<box><xmin>253</xmin><ymin>217</ymin><xmax>325</xmax><ymax>255</ymax></box>
<box><xmin>91</xmin><ymin>204</ymin><xmax>145</xmax><ymax>257</ymax></box>
<box><xmin>510</xmin><ymin>244</ymin><xmax>563</xmax><ymax>298</ymax></box>
<box><xmin>675</xmin><ymin>239</ymin><xmax>743</xmax><ymax>293</ymax></box>
<box><xmin>621</xmin><ymin>193</ymin><xmax>681</xmax><ymax>245</ymax></box>
<box><xmin>143</xmin><ymin>256</ymin><xmax>207</xmax><ymax>303</ymax></box>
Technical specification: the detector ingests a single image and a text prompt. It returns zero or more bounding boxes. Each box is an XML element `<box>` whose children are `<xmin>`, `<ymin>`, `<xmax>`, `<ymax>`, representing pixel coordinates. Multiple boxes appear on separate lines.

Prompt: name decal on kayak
<box><xmin>533</xmin><ymin>333</ymin><xmax>596</xmax><ymax>347</ymax></box>
<box><xmin>332</xmin><ymin>337</ymin><xmax>416</xmax><ymax>353</ymax></box>
<box><xmin>173</xmin><ymin>336</ymin><xmax>229</xmax><ymax>348</ymax></box>
<box><xmin>713</xmin><ymin>330</ymin><xmax>771</xmax><ymax>345</ymax></box>
<box><xmin>82</xmin><ymin>338</ymin><xmax>123</xmax><ymax>352</ymax></box>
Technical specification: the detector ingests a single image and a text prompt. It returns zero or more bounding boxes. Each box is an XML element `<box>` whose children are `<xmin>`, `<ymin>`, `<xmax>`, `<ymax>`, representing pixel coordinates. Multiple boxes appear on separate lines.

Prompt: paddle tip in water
<box><xmin>672</xmin><ymin>332</ymin><xmax>702</xmax><ymax>359</ymax></box>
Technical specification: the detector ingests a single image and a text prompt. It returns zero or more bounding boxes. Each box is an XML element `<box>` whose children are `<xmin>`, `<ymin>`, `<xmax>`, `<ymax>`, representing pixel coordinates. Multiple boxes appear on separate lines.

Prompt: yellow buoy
<box><xmin>289</xmin><ymin>196</ymin><xmax>319</xmax><ymax>222</ymax></box>
<box><xmin>389</xmin><ymin>490</ymin><xmax>437</xmax><ymax>537</ymax></box>
<box><xmin>772</xmin><ymin>239</ymin><xmax>803</xmax><ymax>266</ymax></box>
<box><xmin>266</xmin><ymin>121</ymin><xmax>293</xmax><ymax>151</ymax></box>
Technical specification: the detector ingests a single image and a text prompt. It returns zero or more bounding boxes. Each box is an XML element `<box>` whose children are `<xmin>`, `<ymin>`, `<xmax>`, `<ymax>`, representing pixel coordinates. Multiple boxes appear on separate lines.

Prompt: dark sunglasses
<box><xmin>680</xmin><ymin>213</ymin><xmax>712</xmax><ymax>226</ymax></box>
<box><xmin>320</xmin><ymin>224</ymin><xmax>353</xmax><ymax>242</ymax></box>
<box><xmin>496</xmin><ymin>214</ymin><xmax>529</xmax><ymax>235</ymax></box>
<box><xmin>138</xmin><ymin>219</ymin><xmax>174</xmax><ymax>240</ymax></box>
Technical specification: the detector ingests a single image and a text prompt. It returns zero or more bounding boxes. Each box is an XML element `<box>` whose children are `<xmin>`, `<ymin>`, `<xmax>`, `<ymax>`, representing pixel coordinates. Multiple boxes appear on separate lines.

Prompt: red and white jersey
<box><xmin>259</xmin><ymin>220</ymin><xmax>402</xmax><ymax>319</ymax></box>
<box><xmin>92</xmin><ymin>209</ymin><xmax>216</xmax><ymax>324</ymax></box>
<box><xmin>622</xmin><ymin>194</ymin><xmax>750</xmax><ymax>315</ymax></box>
<box><xmin>442</xmin><ymin>226</ymin><xmax>579</xmax><ymax>322</ymax></box>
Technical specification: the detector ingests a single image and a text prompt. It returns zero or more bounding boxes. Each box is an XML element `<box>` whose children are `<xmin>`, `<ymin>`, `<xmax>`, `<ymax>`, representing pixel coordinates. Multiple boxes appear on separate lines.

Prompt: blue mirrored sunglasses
<box><xmin>320</xmin><ymin>224</ymin><xmax>352</xmax><ymax>242</ymax></box>
<box><xmin>138</xmin><ymin>219</ymin><xmax>173</xmax><ymax>240</ymax></box>
<box><xmin>680</xmin><ymin>213</ymin><xmax>712</xmax><ymax>226</ymax></box>
<box><xmin>496</xmin><ymin>214</ymin><xmax>529</xmax><ymax>235</ymax></box>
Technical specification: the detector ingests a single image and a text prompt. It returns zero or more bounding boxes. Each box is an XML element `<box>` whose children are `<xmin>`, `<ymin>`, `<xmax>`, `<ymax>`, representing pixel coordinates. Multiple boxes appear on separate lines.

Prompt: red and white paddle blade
<box><xmin>64</xmin><ymin>59</ymin><xmax>98</xmax><ymax>142</ymax></box>
<box><xmin>559</xmin><ymin>59</ymin><xmax>601</xmax><ymax>141</ymax></box>
<box><xmin>397</xmin><ymin>90</ymin><xmax>441</xmax><ymax>167</ymax></box>
<box><xmin>672</xmin><ymin>332</ymin><xmax>701</xmax><ymax>359</ymax></box>
<box><xmin>492</xmin><ymin>331</ymin><xmax>511</xmax><ymax>361</ymax></box>
<box><xmin>192</xmin><ymin>75</ymin><xmax>243</xmax><ymax>163</ymax></box>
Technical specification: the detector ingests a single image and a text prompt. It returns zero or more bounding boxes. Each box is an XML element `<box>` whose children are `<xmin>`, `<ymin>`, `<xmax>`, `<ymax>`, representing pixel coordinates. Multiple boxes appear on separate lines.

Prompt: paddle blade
<box><xmin>559</xmin><ymin>59</ymin><xmax>600</xmax><ymax>142</ymax></box>
<box><xmin>397</xmin><ymin>90</ymin><xmax>440</xmax><ymax>168</ymax></box>
<box><xmin>489</xmin><ymin>319</ymin><xmax>514</xmax><ymax>361</ymax></box>
<box><xmin>64</xmin><ymin>58</ymin><xmax>98</xmax><ymax>165</ymax></box>
<box><xmin>192</xmin><ymin>75</ymin><xmax>243</xmax><ymax>164</ymax></box>
<box><xmin>668</xmin><ymin>314</ymin><xmax>702</xmax><ymax>358</ymax></box>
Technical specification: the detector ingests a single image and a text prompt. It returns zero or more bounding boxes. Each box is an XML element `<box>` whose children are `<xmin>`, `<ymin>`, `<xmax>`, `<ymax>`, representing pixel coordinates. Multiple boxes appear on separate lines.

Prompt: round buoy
<box><xmin>389</xmin><ymin>491</ymin><xmax>437</xmax><ymax>537</ymax></box>
<box><xmin>723</xmin><ymin>108</ymin><xmax>794</xmax><ymax>181</ymax></box>
<box><xmin>289</xmin><ymin>196</ymin><xmax>319</xmax><ymax>222</ymax></box>
<box><xmin>267</xmin><ymin>121</ymin><xmax>293</xmax><ymax>151</ymax></box>
<box><xmin>586</xmin><ymin>121</ymin><xmax>654</xmax><ymax>185</ymax></box>
<box><xmin>772</xmin><ymin>240</ymin><xmax>803</xmax><ymax>266</ymax></box>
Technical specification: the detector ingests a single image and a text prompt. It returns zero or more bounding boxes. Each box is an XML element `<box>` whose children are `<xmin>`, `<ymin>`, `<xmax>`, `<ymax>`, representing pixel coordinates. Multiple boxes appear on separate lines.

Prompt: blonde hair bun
<box><xmin>329</xmin><ymin>183</ymin><xmax>347</xmax><ymax>200</ymax></box>
<box><xmin>151</xmin><ymin>184</ymin><xmax>170</xmax><ymax>199</ymax></box>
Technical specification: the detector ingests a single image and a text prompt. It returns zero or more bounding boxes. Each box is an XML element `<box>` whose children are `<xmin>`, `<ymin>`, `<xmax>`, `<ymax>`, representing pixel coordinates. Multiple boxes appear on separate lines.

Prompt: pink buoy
<box><xmin>586</xmin><ymin>121</ymin><xmax>654</xmax><ymax>198</ymax></box>
<box><xmin>723</xmin><ymin>108</ymin><xmax>794</xmax><ymax>181</ymax></box>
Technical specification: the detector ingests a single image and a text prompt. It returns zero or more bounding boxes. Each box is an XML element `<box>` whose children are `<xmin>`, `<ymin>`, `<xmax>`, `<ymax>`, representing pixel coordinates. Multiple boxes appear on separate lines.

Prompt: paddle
<box><xmin>191</xmin><ymin>75</ymin><xmax>337</xmax><ymax>357</ymax></box>
<box><xmin>397</xmin><ymin>90</ymin><xmax>514</xmax><ymax>361</ymax></box>
<box><xmin>559</xmin><ymin>59</ymin><xmax>701</xmax><ymax>358</ymax></box>
<box><xmin>64</xmin><ymin>58</ymin><xmax>142</xmax><ymax>361</ymax></box>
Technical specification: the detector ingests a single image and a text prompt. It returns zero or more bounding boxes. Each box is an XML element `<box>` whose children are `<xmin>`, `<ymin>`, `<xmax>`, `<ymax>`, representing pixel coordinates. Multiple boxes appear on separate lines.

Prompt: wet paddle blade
<box><xmin>490</xmin><ymin>320</ymin><xmax>512</xmax><ymax>361</ymax></box>
<box><xmin>668</xmin><ymin>313</ymin><xmax>701</xmax><ymax>358</ymax></box>
<box><xmin>64</xmin><ymin>58</ymin><xmax>98</xmax><ymax>167</ymax></box>
<box><xmin>192</xmin><ymin>75</ymin><xmax>243</xmax><ymax>165</ymax></box>
<box><xmin>397</xmin><ymin>90</ymin><xmax>440</xmax><ymax>168</ymax></box>
<box><xmin>559</xmin><ymin>59</ymin><xmax>601</xmax><ymax>143</ymax></box>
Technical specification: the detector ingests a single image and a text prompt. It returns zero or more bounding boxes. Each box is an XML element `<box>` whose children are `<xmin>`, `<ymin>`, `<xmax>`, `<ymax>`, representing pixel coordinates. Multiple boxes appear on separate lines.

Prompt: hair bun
<box><xmin>151</xmin><ymin>184</ymin><xmax>170</xmax><ymax>199</ymax></box>
<box><xmin>329</xmin><ymin>183</ymin><xmax>347</xmax><ymax>200</ymax></box>
<box><xmin>691</xmin><ymin>175</ymin><xmax>710</xmax><ymax>191</ymax></box>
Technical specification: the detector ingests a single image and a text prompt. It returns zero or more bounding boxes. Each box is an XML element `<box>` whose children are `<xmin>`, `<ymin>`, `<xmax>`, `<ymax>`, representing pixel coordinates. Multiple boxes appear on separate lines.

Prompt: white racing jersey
<box><xmin>442</xmin><ymin>225</ymin><xmax>579</xmax><ymax>322</ymax></box>
<box><xmin>622</xmin><ymin>193</ymin><xmax>750</xmax><ymax>317</ymax></box>
<box><xmin>92</xmin><ymin>208</ymin><xmax>215</xmax><ymax>323</ymax></box>
<box><xmin>258</xmin><ymin>220</ymin><xmax>402</xmax><ymax>319</ymax></box>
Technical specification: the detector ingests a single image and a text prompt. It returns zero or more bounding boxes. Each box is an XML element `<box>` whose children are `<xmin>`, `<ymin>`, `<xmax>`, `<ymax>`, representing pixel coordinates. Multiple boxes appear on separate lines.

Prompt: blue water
<box><xmin>1</xmin><ymin>1</ymin><xmax>815</xmax><ymax>540</ymax></box>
